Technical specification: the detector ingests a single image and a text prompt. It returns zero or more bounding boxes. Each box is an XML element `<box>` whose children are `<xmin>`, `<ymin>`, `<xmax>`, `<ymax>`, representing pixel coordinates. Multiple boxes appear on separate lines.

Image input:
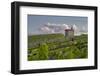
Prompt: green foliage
<box><xmin>28</xmin><ymin>49</ymin><xmax>39</xmax><ymax>61</ymax></box>
<box><xmin>38</xmin><ymin>43</ymin><xmax>49</xmax><ymax>60</ymax></box>
<box><xmin>80</xmin><ymin>47</ymin><xmax>88</xmax><ymax>58</ymax></box>
<box><xmin>28</xmin><ymin>34</ymin><xmax>88</xmax><ymax>61</ymax></box>
<box><xmin>63</xmin><ymin>47</ymin><xmax>75</xmax><ymax>59</ymax></box>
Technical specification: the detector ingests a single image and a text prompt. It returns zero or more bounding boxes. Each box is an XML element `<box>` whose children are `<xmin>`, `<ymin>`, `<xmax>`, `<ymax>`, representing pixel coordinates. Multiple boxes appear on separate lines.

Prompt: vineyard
<box><xmin>28</xmin><ymin>33</ymin><xmax>88</xmax><ymax>61</ymax></box>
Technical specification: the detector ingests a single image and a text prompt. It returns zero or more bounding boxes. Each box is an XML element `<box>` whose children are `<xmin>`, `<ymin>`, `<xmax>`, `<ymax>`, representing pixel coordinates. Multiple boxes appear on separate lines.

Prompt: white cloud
<box><xmin>73</xmin><ymin>24</ymin><xmax>80</xmax><ymax>35</ymax></box>
<box><xmin>39</xmin><ymin>23</ymin><xmax>71</xmax><ymax>34</ymax></box>
<box><xmin>39</xmin><ymin>26</ymin><xmax>54</xmax><ymax>34</ymax></box>
<box><xmin>73</xmin><ymin>24</ymin><xmax>87</xmax><ymax>36</ymax></box>
<box><xmin>39</xmin><ymin>23</ymin><xmax>87</xmax><ymax>35</ymax></box>
<box><xmin>40</xmin><ymin>26</ymin><xmax>50</xmax><ymax>32</ymax></box>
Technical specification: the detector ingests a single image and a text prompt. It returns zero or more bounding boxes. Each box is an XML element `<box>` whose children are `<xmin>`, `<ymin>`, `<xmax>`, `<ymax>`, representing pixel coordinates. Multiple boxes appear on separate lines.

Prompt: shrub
<box><xmin>38</xmin><ymin>43</ymin><xmax>49</xmax><ymax>60</ymax></box>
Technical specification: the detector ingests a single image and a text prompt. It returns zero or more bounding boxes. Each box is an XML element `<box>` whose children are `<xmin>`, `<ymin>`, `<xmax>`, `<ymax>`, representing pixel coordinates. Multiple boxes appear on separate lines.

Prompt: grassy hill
<box><xmin>28</xmin><ymin>34</ymin><xmax>88</xmax><ymax>61</ymax></box>
<box><xmin>28</xmin><ymin>33</ymin><xmax>65</xmax><ymax>48</ymax></box>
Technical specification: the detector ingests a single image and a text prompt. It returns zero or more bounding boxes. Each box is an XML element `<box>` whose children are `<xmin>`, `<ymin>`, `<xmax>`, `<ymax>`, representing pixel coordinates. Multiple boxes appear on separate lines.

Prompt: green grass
<box><xmin>28</xmin><ymin>33</ymin><xmax>88</xmax><ymax>61</ymax></box>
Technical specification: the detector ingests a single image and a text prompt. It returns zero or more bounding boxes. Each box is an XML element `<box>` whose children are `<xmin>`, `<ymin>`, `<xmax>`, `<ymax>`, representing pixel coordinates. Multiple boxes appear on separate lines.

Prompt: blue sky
<box><xmin>28</xmin><ymin>15</ymin><xmax>88</xmax><ymax>35</ymax></box>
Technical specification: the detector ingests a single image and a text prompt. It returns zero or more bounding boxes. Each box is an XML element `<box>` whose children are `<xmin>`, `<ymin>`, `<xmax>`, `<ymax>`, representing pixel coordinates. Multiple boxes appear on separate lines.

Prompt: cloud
<box><xmin>39</xmin><ymin>23</ymin><xmax>87</xmax><ymax>35</ymax></box>
<box><xmin>81</xmin><ymin>26</ymin><xmax>88</xmax><ymax>32</ymax></box>
<box><xmin>73</xmin><ymin>24</ymin><xmax>87</xmax><ymax>35</ymax></box>
<box><xmin>39</xmin><ymin>23</ymin><xmax>71</xmax><ymax>34</ymax></box>
<box><xmin>39</xmin><ymin>26</ymin><xmax>54</xmax><ymax>34</ymax></box>
<box><xmin>40</xmin><ymin>26</ymin><xmax>50</xmax><ymax>32</ymax></box>
<box><xmin>73</xmin><ymin>24</ymin><xmax>80</xmax><ymax>35</ymax></box>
